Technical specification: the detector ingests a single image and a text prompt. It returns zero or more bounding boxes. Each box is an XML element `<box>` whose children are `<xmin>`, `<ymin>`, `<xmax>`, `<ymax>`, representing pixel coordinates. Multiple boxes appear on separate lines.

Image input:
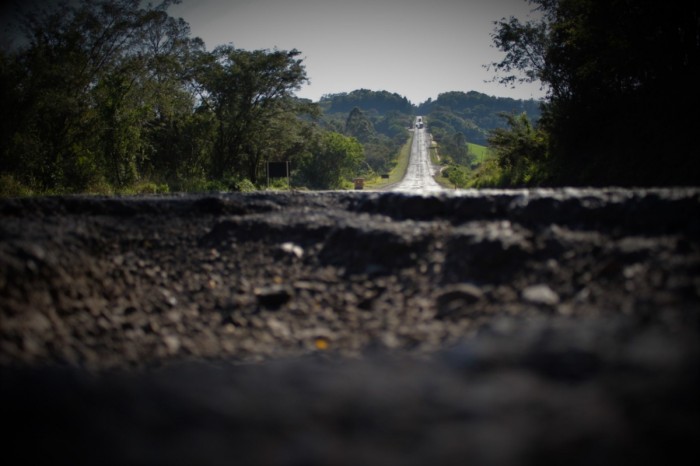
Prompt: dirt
<box><xmin>1</xmin><ymin>189</ymin><xmax>699</xmax><ymax>465</ymax></box>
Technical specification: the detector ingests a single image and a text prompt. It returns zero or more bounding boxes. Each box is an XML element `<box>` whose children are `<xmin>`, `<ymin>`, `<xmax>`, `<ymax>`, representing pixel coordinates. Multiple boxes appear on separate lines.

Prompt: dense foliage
<box><xmin>418</xmin><ymin>91</ymin><xmax>541</xmax><ymax>146</ymax></box>
<box><xmin>417</xmin><ymin>92</ymin><xmax>542</xmax><ymax>188</ymax></box>
<box><xmin>320</xmin><ymin>89</ymin><xmax>413</xmax><ymax>115</ymax></box>
<box><xmin>489</xmin><ymin>0</ymin><xmax>700</xmax><ymax>186</ymax></box>
<box><xmin>1</xmin><ymin>0</ymin><xmax>205</xmax><ymax>193</ymax></box>
<box><xmin>0</xmin><ymin>0</ymin><xmax>365</xmax><ymax>194</ymax></box>
<box><xmin>295</xmin><ymin>132</ymin><xmax>364</xmax><ymax>189</ymax></box>
<box><xmin>5</xmin><ymin>0</ymin><xmax>685</xmax><ymax>193</ymax></box>
<box><xmin>318</xmin><ymin>90</ymin><xmax>414</xmax><ymax>176</ymax></box>
<box><xmin>484</xmin><ymin>112</ymin><xmax>548</xmax><ymax>186</ymax></box>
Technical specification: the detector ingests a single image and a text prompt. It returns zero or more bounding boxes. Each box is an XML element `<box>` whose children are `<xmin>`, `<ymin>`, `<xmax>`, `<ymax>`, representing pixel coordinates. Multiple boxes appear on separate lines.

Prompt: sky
<box><xmin>169</xmin><ymin>0</ymin><xmax>546</xmax><ymax>104</ymax></box>
<box><xmin>0</xmin><ymin>0</ymin><xmax>547</xmax><ymax>104</ymax></box>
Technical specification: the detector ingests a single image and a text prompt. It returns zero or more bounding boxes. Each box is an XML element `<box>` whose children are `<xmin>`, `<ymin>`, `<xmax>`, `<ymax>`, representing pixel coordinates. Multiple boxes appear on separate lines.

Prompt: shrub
<box><xmin>0</xmin><ymin>175</ymin><xmax>33</xmax><ymax>197</ymax></box>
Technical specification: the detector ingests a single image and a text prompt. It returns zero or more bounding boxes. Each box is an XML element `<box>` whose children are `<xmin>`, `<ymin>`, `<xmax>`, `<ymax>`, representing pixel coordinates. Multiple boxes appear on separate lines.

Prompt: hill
<box><xmin>418</xmin><ymin>91</ymin><xmax>542</xmax><ymax>146</ymax></box>
<box><xmin>313</xmin><ymin>89</ymin><xmax>543</xmax><ymax>179</ymax></box>
<box><xmin>315</xmin><ymin>90</ymin><xmax>415</xmax><ymax>176</ymax></box>
<box><xmin>319</xmin><ymin>89</ymin><xmax>414</xmax><ymax>116</ymax></box>
<box><xmin>317</xmin><ymin>89</ymin><xmax>543</xmax><ymax>146</ymax></box>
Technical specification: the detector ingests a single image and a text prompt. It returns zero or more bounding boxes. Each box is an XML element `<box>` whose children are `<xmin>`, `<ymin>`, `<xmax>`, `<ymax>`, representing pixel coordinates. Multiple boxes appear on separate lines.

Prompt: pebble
<box><xmin>280</xmin><ymin>242</ymin><xmax>304</xmax><ymax>259</ymax></box>
<box><xmin>163</xmin><ymin>335</ymin><xmax>181</xmax><ymax>354</ymax></box>
<box><xmin>522</xmin><ymin>285</ymin><xmax>560</xmax><ymax>306</ymax></box>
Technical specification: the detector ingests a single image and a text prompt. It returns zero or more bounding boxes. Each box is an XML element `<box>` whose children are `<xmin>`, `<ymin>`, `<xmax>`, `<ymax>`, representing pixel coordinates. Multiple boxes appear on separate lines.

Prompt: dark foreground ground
<box><xmin>1</xmin><ymin>189</ymin><xmax>699</xmax><ymax>465</ymax></box>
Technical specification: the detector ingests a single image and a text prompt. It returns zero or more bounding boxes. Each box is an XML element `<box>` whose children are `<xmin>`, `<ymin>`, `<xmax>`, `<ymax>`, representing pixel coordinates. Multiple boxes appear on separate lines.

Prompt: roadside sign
<box><xmin>267</xmin><ymin>162</ymin><xmax>289</xmax><ymax>179</ymax></box>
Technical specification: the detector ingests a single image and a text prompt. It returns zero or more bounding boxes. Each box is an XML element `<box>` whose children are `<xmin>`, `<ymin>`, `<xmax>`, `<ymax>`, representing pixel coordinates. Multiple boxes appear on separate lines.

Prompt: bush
<box><xmin>443</xmin><ymin>165</ymin><xmax>470</xmax><ymax>189</ymax></box>
<box><xmin>486</xmin><ymin>113</ymin><xmax>549</xmax><ymax>186</ymax></box>
<box><xmin>235</xmin><ymin>179</ymin><xmax>257</xmax><ymax>192</ymax></box>
<box><xmin>0</xmin><ymin>175</ymin><xmax>33</xmax><ymax>197</ymax></box>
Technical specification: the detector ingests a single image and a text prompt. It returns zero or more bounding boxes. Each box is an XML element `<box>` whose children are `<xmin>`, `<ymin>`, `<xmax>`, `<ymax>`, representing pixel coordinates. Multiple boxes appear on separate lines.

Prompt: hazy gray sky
<box><xmin>170</xmin><ymin>0</ymin><xmax>545</xmax><ymax>104</ymax></box>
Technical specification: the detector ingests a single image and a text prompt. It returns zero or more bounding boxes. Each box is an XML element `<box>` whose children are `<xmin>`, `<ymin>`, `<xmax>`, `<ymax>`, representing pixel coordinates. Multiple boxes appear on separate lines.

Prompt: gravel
<box><xmin>1</xmin><ymin>189</ymin><xmax>699</xmax><ymax>465</ymax></box>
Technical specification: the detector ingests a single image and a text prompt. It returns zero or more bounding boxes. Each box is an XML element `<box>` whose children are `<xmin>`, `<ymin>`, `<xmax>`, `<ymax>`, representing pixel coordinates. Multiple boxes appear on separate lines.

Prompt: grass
<box><xmin>363</xmin><ymin>133</ymin><xmax>413</xmax><ymax>189</ymax></box>
<box><xmin>434</xmin><ymin>172</ymin><xmax>455</xmax><ymax>189</ymax></box>
<box><xmin>428</xmin><ymin>140</ymin><xmax>494</xmax><ymax>189</ymax></box>
<box><xmin>428</xmin><ymin>144</ymin><xmax>453</xmax><ymax>189</ymax></box>
<box><xmin>426</xmin><ymin>141</ymin><xmax>499</xmax><ymax>189</ymax></box>
<box><xmin>467</xmin><ymin>142</ymin><xmax>491</xmax><ymax>164</ymax></box>
<box><xmin>429</xmin><ymin>142</ymin><xmax>440</xmax><ymax>165</ymax></box>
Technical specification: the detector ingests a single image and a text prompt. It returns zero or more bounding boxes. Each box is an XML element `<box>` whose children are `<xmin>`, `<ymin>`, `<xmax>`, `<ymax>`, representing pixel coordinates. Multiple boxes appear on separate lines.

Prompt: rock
<box><xmin>280</xmin><ymin>242</ymin><xmax>304</xmax><ymax>259</ymax></box>
<box><xmin>522</xmin><ymin>284</ymin><xmax>560</xmax><ymax>306</ymax></box>
<box><xmin>435</xmin><ymin>283</ymin><xmax>484</xmax><ymax>319</ymax></box>
<box><xmin>163</xmin><ymin>335</ymin><xmax>181</xmax><ymax>354</ymax></box>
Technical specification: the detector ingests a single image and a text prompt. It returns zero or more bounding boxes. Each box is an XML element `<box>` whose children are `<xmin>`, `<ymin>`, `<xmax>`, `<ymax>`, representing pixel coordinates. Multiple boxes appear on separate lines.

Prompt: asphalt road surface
<box><xmin>391</xmin><ymin>118</ymin><xmax>443</xmax><ymax>194</ymax></box>
<box><xmin>1</xmin><ymin>189</ymin><xmax>699</xmax><ymax>465</ymax></box>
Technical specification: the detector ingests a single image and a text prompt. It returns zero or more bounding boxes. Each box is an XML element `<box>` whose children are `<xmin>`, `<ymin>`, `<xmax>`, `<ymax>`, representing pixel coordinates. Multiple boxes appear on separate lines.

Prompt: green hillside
<box><xmin>419</xmin><ymin>91</ymin><xmax>542</xmax><ymax>146</ymax></box>
<box><xmin>316</xmin><ymin>89</ymin><xmax>542</xmax><ymax>180</ymax></box>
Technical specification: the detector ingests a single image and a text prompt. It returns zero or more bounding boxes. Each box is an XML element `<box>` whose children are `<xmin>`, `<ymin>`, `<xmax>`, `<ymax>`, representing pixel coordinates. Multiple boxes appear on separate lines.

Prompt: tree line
<box><xmin>318</xmin><ymin>90</ymin><xmax>415</xmax><ymax>176</ymax></box>
<box><xmin>0</xmin><ymin>0</ymin><xmax>368</xmax><ymax>195</ymax></box>
<box><xmin>418</xmin><ymin>91</ymin><xmax>541</xmax><ymax>146</ymax></box>
<box><xmin>483</xmin><ymin>0</ymin><xmax>700</xmax><ymax>186</ymax></box>
<box><xmin>4</xmin><ymin>0</ymin><xmax>685</xmax><ymax>193</ymax></box>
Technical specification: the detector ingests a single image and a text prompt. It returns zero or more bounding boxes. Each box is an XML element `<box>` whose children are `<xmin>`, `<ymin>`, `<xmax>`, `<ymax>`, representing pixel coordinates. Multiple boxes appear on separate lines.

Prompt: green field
<box><xmin>467</xmin><ymin>142</ymin><xmax>491</xmax><ymax>164</ymax></box>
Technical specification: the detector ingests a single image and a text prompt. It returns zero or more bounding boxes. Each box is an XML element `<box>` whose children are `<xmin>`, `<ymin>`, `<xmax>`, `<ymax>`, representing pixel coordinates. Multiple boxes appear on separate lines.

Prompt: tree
<box><xmin>441</xmin><ymin>132</ymin><xmax>472</xmax><ymax>167</ymax></box>
<box><xmin>300</xmin><ymin>132</ymin><xmax>364</xmax><ymax>189</ymax></box>
<box><xmin>323</xmin><ymin>89</ymin><xmax>414</xmax><ymax>114</ymax></box>
<box><xmin>196</xmin><ymin>46</ymin><xmax>310</xmax><ymax>182</ymax></box>
<box><xmin>1</xmin><ymin>0</ymin><xmax>207</xmax><ymax>191</ymax></box>
<box><xmin>135</xmin><ymin>7</ymin><xmax>208</xmax><ymax>185</ymax></box>
<box><xmin>344</xmin><ymin>107</ymin><xmax>375</xmax><ymax>143</ymax></box>
<box><xmin>0</xmin><ymin>0</ymin><xmax>322</xmax><ymax>194</ymax></box>
<box><xmin>489</xmin><ymin>0</ymin><xmax>700</xmax><ymax>186</ymax></box>
<box><xmin>487</xmin><ymin>112</ymin><xmax>547</xmax><ymax>185</ymax></box>
<box><xmin>488</xmin><ymin>14</ymin><xmax>549</xmax><ymax>93</ymax></box>
<box><xmin>6</xmin><ymin>0</ymin><xmax>158</xmax><ymax>190</ymax></box>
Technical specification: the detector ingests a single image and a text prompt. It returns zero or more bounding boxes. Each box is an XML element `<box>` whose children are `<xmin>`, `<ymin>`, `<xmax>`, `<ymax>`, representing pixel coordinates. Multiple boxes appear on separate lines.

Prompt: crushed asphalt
<box><xmin>1</xmin><ymin>189</ymin><xmax>699</xmax><ymax>465</ymax></box>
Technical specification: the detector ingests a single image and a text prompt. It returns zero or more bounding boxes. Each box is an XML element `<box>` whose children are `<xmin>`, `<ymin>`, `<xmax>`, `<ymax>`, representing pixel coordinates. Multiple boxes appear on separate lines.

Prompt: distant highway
<box><xmin>391</xmin><ymin>117</ymin><xmax>443</xmax><ymax>194</ymax></box>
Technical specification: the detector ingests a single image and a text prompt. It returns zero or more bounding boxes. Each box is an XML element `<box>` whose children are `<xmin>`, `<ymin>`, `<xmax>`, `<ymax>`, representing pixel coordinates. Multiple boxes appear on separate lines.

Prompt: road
<box><xmin>2</xmin><ymin>189</ymin><xmax>700</xmax><ymax>464</ymax></box>
<box><xmin>391</xmin><ymin>117</ymin><xmax>443</xmax><ymax>193</ymax></box>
